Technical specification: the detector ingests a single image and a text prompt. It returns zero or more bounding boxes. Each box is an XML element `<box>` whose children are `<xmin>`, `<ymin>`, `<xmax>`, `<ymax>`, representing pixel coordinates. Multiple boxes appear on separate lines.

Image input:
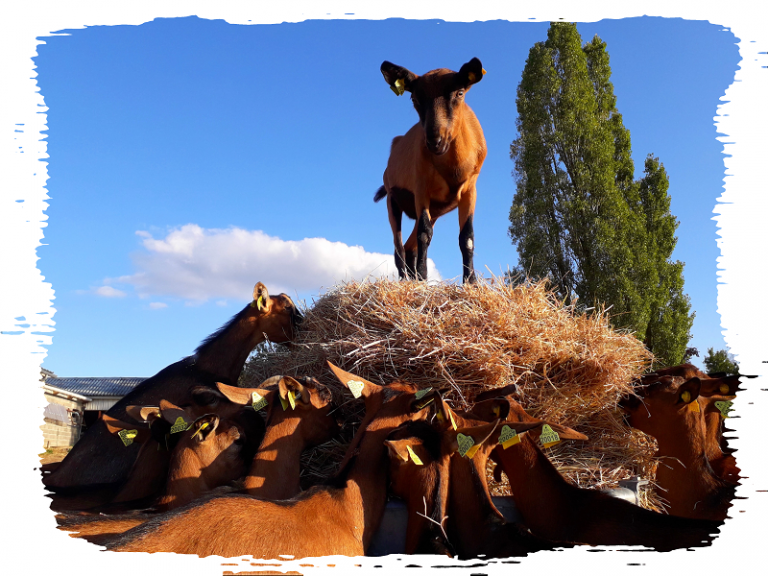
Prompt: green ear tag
<box><xmin>715</xmin><ymin>400</ymin><xmax>733</xmax><ymax>419</ymax></box>
<box><xmin>347</xmin><ymin>379</ymin><xmax>365</xmax><ymax>399</ymax></box>
<box><xmin>251</xmin><ymin>391</ymin><xmax>268</xmax><ymax>411</ymax></box>
<box><xmin>414</xmin><ymin>387</ymin><xmax>433</xmax><ymax>400</ymax></box>
<box><xmin>499</xmin><ymin>425</ymin><xmax>520</xmax><ymax>449</ymax></box>
<box><xmin>406</xmin><ymin>445</ymin><xmax>423</xmax><ymax>466</ymax></box>
<box><xmin>456</xmin><ymin>433</ymin><xmax>475</xmax><ymax>458</ymax></box>
<box><xmin>170</xmin><ymin>416</ymin><xmax>190</xmax><ymax>434</ymax></box>
<box><xmin>539</xmin><ymin>424</ymin><xmax>560</xmax><ymax>448</ymax></box>
<box><xmin>118</xmin><ymin>429</ymin><xmax>138</xmax><ymax>447</ymax></box>
<box><xmin>390</xmin><ymin>78</ymin><xmax>405</xmax><ymax>96</ymax></box>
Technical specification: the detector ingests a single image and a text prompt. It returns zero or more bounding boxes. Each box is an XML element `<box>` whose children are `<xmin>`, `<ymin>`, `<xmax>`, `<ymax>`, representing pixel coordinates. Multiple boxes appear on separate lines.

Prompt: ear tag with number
<box><xmin>250</xmin><ymin>392</ymin><xmax>268</xmax><ymax>411</ymax></box>
<box><xmin>414</xmin><ymin>388</ymin><xmax>433</xmax><ymax>400</ymax></box>
<box><xmin>456</xmin><ymin>433</ymin><xmax>475</xmax><ymax>458</ymax></box>
<box><xmin>715</xmin><ymin>400</ymin><xmax>733</xmax><ymax>419</ymax></box>
<box><xmin>347</xmin><ymin>379</ymin><xmax>365</xmax><ymax>399</ymax></box>
<box><xmin>688</xmin><ymin>399</ymin><xmax>700</xmax><ymax>413</ymax></box>
<box><xmin>539</xmin><ymin>424</ymin><xmax>561</xmax><ymax>448</ymax></box>
<box><xmin>170</xmin><ymin>416</ymin><xmax>190</xmax><ymax>434</ymax></box>
<box><xmin>406</xmin><ymin>445</ymin><xmax>424</xmax><ymax>466</ymax></box>
<box><xmin>118</xmin><ymin>429</ymin><xmax>138</xmax><ymax>447</ymax></box>
<box><xmin>391</xmin><ymin>78</ymin><xmax>405</xmax><ymax>96</ymax></box>
<box><xmin>499</xmin><ymin>425</ymin><xmax>520</xmax><ymax>449</ymax></box>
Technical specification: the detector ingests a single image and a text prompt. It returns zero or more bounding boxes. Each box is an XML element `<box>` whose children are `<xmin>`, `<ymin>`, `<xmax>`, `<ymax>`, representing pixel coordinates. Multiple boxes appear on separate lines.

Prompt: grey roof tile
<box><xmin>45</xmin><ymin>377</ymin><xmax>146</xmax><ymax>398</ymax></box>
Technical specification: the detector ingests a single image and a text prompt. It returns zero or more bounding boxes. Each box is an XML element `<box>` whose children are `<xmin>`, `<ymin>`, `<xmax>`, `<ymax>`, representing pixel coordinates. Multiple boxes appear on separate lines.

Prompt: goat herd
<box><xmin>42</xmin><ymin>60</ymin><xmax>746</xmax><ymax>560</ymax></box>
<box><xmin>42</xmin><ymin>280</ymin><xmax>746</xmax><ymax>559</ymax></box>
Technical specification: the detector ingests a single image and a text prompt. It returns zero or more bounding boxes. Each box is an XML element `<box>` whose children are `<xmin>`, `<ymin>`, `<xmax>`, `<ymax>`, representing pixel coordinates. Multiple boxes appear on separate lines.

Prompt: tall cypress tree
<box><xmin>509</xmin><ymin>22</ymin><xmax>693</xmax><ymax>365</ymax></box>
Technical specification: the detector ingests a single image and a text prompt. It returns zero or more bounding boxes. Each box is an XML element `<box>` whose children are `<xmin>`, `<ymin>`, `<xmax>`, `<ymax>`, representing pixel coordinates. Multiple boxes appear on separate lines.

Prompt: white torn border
<box><xmin>1</xmin><ymin>2</ymin><xmax>765</xmax><ymax>575</ymax></box>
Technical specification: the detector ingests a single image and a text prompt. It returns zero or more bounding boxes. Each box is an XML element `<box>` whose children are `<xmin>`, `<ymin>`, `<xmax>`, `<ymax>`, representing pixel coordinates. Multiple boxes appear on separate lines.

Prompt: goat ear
<box><xmin>384</xmin><ymin>439</ymin><xmax>412</xmax><ymax>463</ymax></box>
<box><xmin>125</xmin><ymin>405</ymin><xmax>160</xmax><ymax>423</ymax></box>
<box><xmin>468</xmin><ymin>398</ymin><xmax>510</xmax><ymax>422</ymax></box>
<box><xmin>527</xmin><ymin>421</ymin><xmax>588</xmax><ymax>443</ymax></box>
<box><xmin>457</xmin><ymin>57</ymin><xmax>485</xmax><ymax>87</ymax></box>
<box><xmin>278</xmin><ymin>376</ymin><xmax>308</xmax><ymax>410</ymax></box>
<box><xmin>473</xmin><ymin>383</ymin><xmax>519</xmax><ymax>403</ymax></box>
<box><xmin>159</xmin><ymin>400</ymin><xmax>193</xmax><ymax>431</ymax></box>
<box><xmin>252</xmin><ymin>282</ymin><xmax>270</xmax><ymax>312</ymax></box>
<box><xmin>678</xmin><ymin>377</ymin><xmax>701</xmax><ymax>405</ymax></box>
<box><xmin>103</xmin><ymin>415</ymin><xmax>150</xmax><ymax>444</ymax></box>
<box><xmin>380</xmin><ymin>61</ymin><xmax>417</xmax><ymax>95</ymax></box>
<box><xmin>217</xmin><ymin>382</ymin><xmax>273</xmax><ymax>411</ymax></box>
<box><xmin>189</xmin><ymin>414</ymin><xmax>219</xmax><ymax>443</ymax></box>
<box><xmin>327</xmin><ymin>361</ymin><xmax>380</xmax><ymax>399</ymax></box>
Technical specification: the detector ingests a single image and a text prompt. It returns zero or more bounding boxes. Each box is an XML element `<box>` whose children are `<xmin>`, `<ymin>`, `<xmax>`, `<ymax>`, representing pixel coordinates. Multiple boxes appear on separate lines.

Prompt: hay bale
<box><xmin>241</xmin><ymin>278</ymin><xmax>661</xmax><ymax>508</ymax></box>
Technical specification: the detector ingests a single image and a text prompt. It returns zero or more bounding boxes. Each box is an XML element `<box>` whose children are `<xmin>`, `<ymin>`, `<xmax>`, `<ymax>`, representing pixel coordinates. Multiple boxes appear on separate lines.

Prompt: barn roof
<box><xmin>45</xmin><ymin>377</ymin><xmax>146</xmax><ymax>398</ymax></box>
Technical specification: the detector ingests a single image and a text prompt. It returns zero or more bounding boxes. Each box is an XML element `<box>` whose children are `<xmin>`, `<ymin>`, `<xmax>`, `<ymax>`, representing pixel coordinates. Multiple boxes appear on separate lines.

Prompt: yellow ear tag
<box><xmin>250</xmin><ymin>295</ymin><xmax>264</xmax><ymax>310</ymax></box>
<box><xmin>539</xmin><ymin>424</ymin><xmax>561</xmax><ymax>448</ymax></box>
<box><xmin>482</xmin><ymin>68</ymin><xmax>487</xmax><ymax>75</ymax></box>
<box><xmin>347</xmin><ymin>379</ymin><xmax>365</xmax><ymax>399</ymax></box>
<box><xmin>456</xmin><ymin>433</ymin><xmax>475</xmax><ymax>458</ymax></box>
<box><xmin>279</xmin><ymin>395</ymin><xmax>289</xmax><ymax>411</ymax></box>
<box><xmin>688</xmin><ymin>399</ymin><xmax>700</xmax><ymax>413</ymax></box>
<box><xmin>251</xmin><ymin>391</ymin><xmax>268</xmax><ymax>411</ymax></box>
<box><xmin>715</xmin><ymin>400</ymin><xmax>733</xmax><ymax>419</ymax></box>
<box><xmin>391</xmin><ymin>78</ymin><xmax>405</xmax><ymax>96</ymax></box>
<box><xmin>288</xmin><ymin>390</ymin><xmax>297</xmax><ymax>410</ymax></box>
<box><xmin>406</xmin><ymin>445</ymin><xmax>424</xmax><ymax>466</ymax></box>
<box><xmin>492</xmin><ymin>405</ymin><xmax>500</xmax><ymax>417</ymax></box>
<box><xmin>719</xmin><ymin>384</ymin><xmax>730</xmax><ymax>395</ymax></box>
<box><xmin>499</xmin><ymin>425</ymin><xmax>520</xmax><ymax>449</ymax></box>
<box><xmin>465</xmin><ymin>443</ymin><xmax>481</xmax><ymax>459</ymax></box>
<box><xmin>449</xmin><ymin>410</ymin><xmax>458</xmax><ymax>431</ymax></box>
<box><xmin>681</xmin><ymin>391</ymin><xmax>692</xmax><ymax>403</ymax></box>
<box><xmin>118</xmin><ymin>429</ymin><xmax>138</xmax><ymax>447</ymax></box>
<box><xmin>191</xmin><ymin>421</ymin><xmax>209</xmax><ymax>440</ymax></box>
<box><xmin>170</xmin><ymin>416</ymin><xmax>190</xmax><ymax>434</ymax></box>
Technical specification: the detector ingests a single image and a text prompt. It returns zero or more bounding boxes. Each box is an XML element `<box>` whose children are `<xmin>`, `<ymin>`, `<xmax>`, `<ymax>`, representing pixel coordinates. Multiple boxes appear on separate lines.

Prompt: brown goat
<box><xmin>57</xmin><ymin>378</ymin><xmax>336</xmax><ymax>545</ymax></box>
<box><xmin>45</xmin><ymin>282</ymin><xmax>301</xmax><ymax>491</ymax></box>
<box><xmin>375</xmin><ymin>58</ymin><xmax>487</xmax><ymax>283</ymax></box>
<box><xmin>216</xmin><ymin>376</ymin><xmax>339</xmax><ymax>499</ymax></box>
<box><xmin>105</xmin><ymin>363</ymin><xmax>443</xmax><ymax>557</ymax></box>
<box><xmin>621</xmin><ymin>376</ymin><xmax>736</xmax><ymax>521</ymax></box>
<box><xmin>476</xmin><ymin>392</ymin><xmax>723</xmax><ymax>549</ymax></box>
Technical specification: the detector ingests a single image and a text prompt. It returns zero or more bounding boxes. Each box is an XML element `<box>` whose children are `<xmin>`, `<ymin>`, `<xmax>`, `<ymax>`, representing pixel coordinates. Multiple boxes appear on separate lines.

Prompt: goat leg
<box><xmin>459</xmin><ymin>214</ymin><xmax>476</xmax><ymax>284</ymax></box>
<box><xmin>416</xmin><ymin>210</ymin><xmax>433</xmax><ymax>281</ymax></box>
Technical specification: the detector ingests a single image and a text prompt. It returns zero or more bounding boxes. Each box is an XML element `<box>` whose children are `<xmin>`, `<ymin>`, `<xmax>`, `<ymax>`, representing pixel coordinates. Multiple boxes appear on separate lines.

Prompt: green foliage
<box><xmin>509</xmin><ymin>22</ymin><xmax>694</xmax><ymax>365</ymax></box>
<box><xmin>703</xmin><ymin>347</ymin><xmax>739</xmax><ymax>375</ymax></box>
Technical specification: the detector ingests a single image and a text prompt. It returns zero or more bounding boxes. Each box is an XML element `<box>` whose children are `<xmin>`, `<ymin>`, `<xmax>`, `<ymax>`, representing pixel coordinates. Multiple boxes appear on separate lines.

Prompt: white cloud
<box><xmin>115</xmin><ymin>224</ymin><xmax>441</xmax><ymax>302</ymax></box>
<box><xmin>148</xmin><ymin>302</ymin><xmax>167</xmax><ymax>309</ymax></box>
<box><xmin>94</xmin><ymin>285</ymin><xmax>126</xmax><ymax>298</ymax></box>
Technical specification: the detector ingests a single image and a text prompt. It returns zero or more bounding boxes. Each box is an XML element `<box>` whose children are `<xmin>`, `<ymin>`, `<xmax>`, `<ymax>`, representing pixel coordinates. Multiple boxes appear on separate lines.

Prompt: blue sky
<box><xmin>35</xmin><ymin>16</ymin><xmax>740</xmax><ymax>377</ymax></box>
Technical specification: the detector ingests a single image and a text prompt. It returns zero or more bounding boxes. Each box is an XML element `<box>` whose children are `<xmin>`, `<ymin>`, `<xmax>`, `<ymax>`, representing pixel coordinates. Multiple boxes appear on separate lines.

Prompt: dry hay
<box><xmin>242</xmin><ymin>277</ymin><xmax>662</xmax><ymax>509</ymax></box>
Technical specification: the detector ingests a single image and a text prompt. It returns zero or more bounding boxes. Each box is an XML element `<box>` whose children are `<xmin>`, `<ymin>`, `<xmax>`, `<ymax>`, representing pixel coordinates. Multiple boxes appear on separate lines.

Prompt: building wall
<box><xmin>41</xmin><ymin>393</ymin><xmax>83</xmax><ymax>449</ymax></box>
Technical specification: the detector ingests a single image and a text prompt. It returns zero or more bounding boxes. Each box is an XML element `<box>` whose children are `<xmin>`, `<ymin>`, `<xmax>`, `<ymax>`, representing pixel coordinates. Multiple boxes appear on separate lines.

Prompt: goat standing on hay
<box><xmin>374</xmin><ymin>58</ymin><xmax>487</xmax><ymax>283</ymax></box>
